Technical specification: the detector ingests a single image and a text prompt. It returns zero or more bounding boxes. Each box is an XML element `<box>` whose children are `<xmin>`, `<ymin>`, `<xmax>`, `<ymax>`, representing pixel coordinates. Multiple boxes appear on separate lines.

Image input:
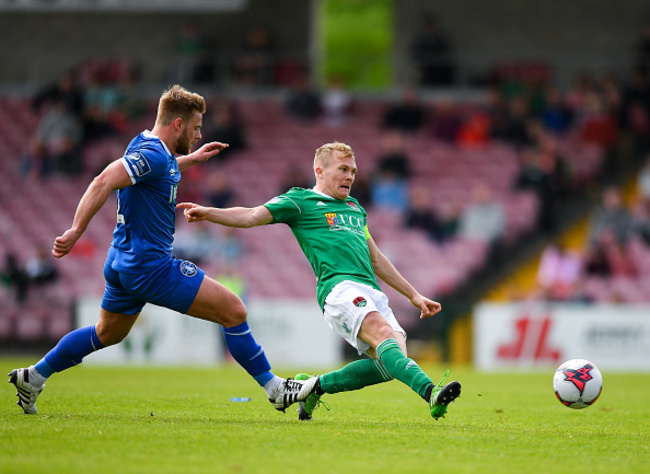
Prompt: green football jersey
<box><xmin>264</xmin><ymin>187</ymin><xmax>381</xmax><ymax>309</ymax></box>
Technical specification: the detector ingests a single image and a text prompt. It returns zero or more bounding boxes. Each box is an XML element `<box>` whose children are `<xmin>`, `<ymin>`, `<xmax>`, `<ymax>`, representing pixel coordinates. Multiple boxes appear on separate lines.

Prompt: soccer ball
<box><xmin>553</xmin><ymin>359</ymin><xmax>603</xmax><ymax>409</ymax></box>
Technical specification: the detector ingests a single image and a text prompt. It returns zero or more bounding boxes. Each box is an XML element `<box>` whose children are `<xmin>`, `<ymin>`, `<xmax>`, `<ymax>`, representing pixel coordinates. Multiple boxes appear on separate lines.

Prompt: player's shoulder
<box><xmin>127</xmin><ymin>132</ymin><xmax>168</xmax><ymax>156</ymax></box>
<box><xmin>126</xmin><ymin>132</ymin><xmax>170</xmax><ymax>163</ymax></box>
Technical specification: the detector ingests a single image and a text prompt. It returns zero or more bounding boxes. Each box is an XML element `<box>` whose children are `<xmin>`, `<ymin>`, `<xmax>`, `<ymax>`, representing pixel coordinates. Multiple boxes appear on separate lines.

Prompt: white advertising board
<box><xmin>77</xmin><ymin>298</ymin><xmax>341</xmax><ymax>368</ymax></box>
<box><xmin>473</xmin><ymin>302</ymin><xmax>650</xmax><ymax>371</ymax></box>
<box><xmin>246</xmin><ymin>299</ymin><xmax>342</xmax><ymax>369</ymax></box>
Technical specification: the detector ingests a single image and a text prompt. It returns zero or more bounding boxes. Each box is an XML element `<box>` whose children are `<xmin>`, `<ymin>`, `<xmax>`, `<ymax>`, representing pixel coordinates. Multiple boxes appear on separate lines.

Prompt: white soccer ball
<box><xmin>553</xmin><ymin>358</ymin><xmax>603</xmax><ymax>409</ymax></box>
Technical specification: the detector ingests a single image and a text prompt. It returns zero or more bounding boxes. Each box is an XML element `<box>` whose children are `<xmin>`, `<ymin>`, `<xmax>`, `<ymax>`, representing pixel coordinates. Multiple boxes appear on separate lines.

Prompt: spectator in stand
<box><xmin>456</xmin><ymin>110</ymin><xmax>491</xmax><ymax>149</ymax></box>
<box><xmin>458</xmin><ymin>182</ymin><xmax>505</xmax><ymax>245</ymax></box>
<box><xmin>588</xmin><ymin>186</ymin><xmax>633</xmax><ymax>246</ymax></box>
<box><xmin>583</xmin><ymin>237</ymin><xmax>612</xmax><ymax>277</ymax></box>
<box><xmin>630</xmin><ymin>190</ymin><xmax>650</xmax><ymax>246</ymax></box>
<box><xmin>382</xmin><ymin>85</ymin><xmax>427</xmax><ymax>134</ymax></box>
<box><xmin>404</xmin><ymin>186</ymin><xmax>445</xmax><ymax>243</ymax></box>
<box><xmin>516</xmin><ymin>137</ymin><xmax>572</xmax><ymax>234</ymax></box>
<box><xmin>622</xmin><ymin>70</ymin><xmax>650</xmax><ymax>154</ymax></box>
<box><xmin>32</xmin><ymin>68</ymin><xmax>85</xmax><ymax>120</ymax></box>
<box><xmin>22</xmin><ymin>98</ymin><xmax>83</xmax><ymax>178</ymax></box>
<box><xmin>215</xmin><ymin>227</ymin><xmax>245</xmax><ymax>265</ymax></box>
<box><xmin>430</xmin><ymin>100</ymin><xmax>462</xmax><ymax>143</ymax></box>
<box><xmin>1</xmin><ymin>253</ymin><xmax>30</xmax><ymax>304</ymax></box>
<box><xmin>637</xmin><ymin>154</ymin><xmax>650</xmax><ymax>203</ymax></box>
<box><xmin>172</xmin><ymin>219</ymin><xmax>219</xmax><ymax>266</ymax></box>
<box><xmin>202</xmin><ymin>99</ymin><xmax>246</xmax><ymax>160</ymax></box>
<box><xmin>285</xmin><ymin>72</ymin><xmax>321</xmax><ymax>121</ymax></box>
<box><xmin>410</xmin><ymin>12</ymin><xmax>455</xmax><ymax>86</ymax></box>
<box><xmin>535</xmin><ymin>244</ymin><xmax>585</xmax><ymax>302</ymax></box>
<box><xmin>206</xmin><ymin>169</ymin><xmax>237</xmax><ymax>209</ymax></box>
<box><xmin>578</xmin><ymin>94</ymin><xmax>619</xmax><ymax>158</ymax></box>
<box><xmin>173</xmin><ymin>21</ymin><xmax>206</xmax><ymax>85</ymax></box>
<box><xmin>438</xmin><ymin>199</ymin><xmax>462</xmax><ymax>241</ymax></box>
<box><xmin>370</xmin><ymin>168</ymin><xmax>409</xmax><ymax>215</ymax></box>
<box><xmin>375</xmin><ymin>130</ymin><xmax>411</xmax><ymax>180</ymax></box>
<box><xmin>491</xmin><ymin>96</ymin><xmax>531</xmax><ymax>147</ymax></box>
<box><xmin>539</xmin><ymin>84</ymin><xmax>573</xmax><ymax>135</ymax></box>
<box><xmin>232</xmin><ymin>26</ymin><xmax>276</xmax><ymax>87</ymax></box>
<box><xmin>321</xmin><ymin>74</ymin><xmax>353</xmax><ymax>127</ymax></box>
<box><xmin>25</xmin><ymin>245</ymin><xmax>59</xmax><ymax>287</ymax></box>
<box><xmin>370</xmin><ymin>131</ymin><xmax>411</xmax><ymax>214</ymax></box>
<box><xmin>584</xmin><ymin>228</ymin><xmax>637</xmax><ymax>278</ymax></box>
<box><xmin>484</xmin><ymin>85</ymin><xmax>509</xmax><ymax>133</ymax></box>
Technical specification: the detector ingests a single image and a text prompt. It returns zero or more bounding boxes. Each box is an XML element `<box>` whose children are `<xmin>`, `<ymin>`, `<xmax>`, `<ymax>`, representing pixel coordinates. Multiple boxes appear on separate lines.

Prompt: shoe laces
<box><xmin>436</xmin><ymin>370</ymin><xmax>450</xmax><ymax>389</ymax></box>
<box><xmin>314</xmin><ymin>399</ymin><xmax>330</xmax><ymax>412</ymax></box>
<box><xmin>281</xmin><ymin>378</ymin><xmax>303</xmax><ymax>393</ymax></box>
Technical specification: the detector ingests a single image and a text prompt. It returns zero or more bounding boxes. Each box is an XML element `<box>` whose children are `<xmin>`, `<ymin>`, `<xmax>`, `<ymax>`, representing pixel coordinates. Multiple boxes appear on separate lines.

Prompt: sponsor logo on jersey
<box><xmin>353</xmin><ymin>296</ymin><xmax>367</xmax><ymax>307</ymax></box>
<box><xmin>180</xmin><ymin>260</ymin><xmax>198</xmax><ymax>277</ymax></box>
<box><xmin>346</xmin><ymin>201</ymin><xmax>360</xmax><ymax>211</ymax></box>
<box><xmin>125</xmin><ymin>151</ymin><xmax>151</xmax><ymax>177</ymax></box>
<box><xmin>325</xmin><ymin>212</ymin><xmax>365</xmax><ymax>235</ymax></box>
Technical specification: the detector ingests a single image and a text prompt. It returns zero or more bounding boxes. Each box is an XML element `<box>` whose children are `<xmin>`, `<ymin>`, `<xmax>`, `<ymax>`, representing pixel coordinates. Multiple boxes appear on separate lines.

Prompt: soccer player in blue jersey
<box><xmin>8</xmin><ymin>85</ymin><xmax>316</xmax><ymax>415</ymax></box>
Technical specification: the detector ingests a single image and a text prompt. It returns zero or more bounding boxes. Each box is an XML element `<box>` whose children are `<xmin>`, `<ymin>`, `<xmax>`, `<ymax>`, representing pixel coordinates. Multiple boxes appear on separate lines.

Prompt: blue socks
<box><xmin>222</xmin><ymin>322</ymin><xmax>274</xmax><ymax>386</ymax></box>
<box><xmin>35</xmin><ymin>325</ymin><xmax>104</xmax><ymax>378</ymax></box>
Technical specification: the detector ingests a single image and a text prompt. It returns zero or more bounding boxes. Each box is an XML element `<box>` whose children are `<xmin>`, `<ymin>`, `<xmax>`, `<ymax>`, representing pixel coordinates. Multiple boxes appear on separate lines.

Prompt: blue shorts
<box><xmin>101</xmin><ymin>250</ymin><xmax>205</xmax><ymax>315</ymax></box>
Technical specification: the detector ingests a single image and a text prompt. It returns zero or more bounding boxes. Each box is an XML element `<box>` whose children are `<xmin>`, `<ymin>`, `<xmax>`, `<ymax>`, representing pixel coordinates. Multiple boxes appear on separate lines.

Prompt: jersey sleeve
<box><xmin>121</xmin><ymin>147</ymin><xmax>167</xmax><ymax>185</ymax></box>
<box><xmin>264</xmin><ymin>189</ymin><xmax>303</xmax><ymax>224</ymax></box>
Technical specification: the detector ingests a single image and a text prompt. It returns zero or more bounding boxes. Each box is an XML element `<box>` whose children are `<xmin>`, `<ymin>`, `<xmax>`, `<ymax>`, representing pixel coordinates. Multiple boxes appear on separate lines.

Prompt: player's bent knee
<box><xmin>220</xmin><ymin>299</ymin><xmax>247</xmax><ymax>327</ymax></box>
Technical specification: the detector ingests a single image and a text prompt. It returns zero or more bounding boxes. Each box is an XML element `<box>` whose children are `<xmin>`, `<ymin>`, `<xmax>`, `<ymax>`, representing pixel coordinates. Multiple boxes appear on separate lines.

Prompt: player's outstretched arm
<box><xmin>176</xmin><ymin>141</ymin><xmax>228</xmax><ymax>172</ymax></box>
<box><xmin>52</xmin><ymin>160</ymin><xmax>132</xmax><ymax>258</ymax></box>
<box><xmin>176</xmin><ymin>202</ymin><xmax>274</xmax><ymax>228</ymax></box>
<box><xmin>367</xmin><ymin>235</ymin><xmax>442</xmax><ymax>319</ymax></box>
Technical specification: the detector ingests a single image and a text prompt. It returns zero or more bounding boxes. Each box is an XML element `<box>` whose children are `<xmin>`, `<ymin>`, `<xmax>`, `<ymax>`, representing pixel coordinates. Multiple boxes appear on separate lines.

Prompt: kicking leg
<box><xmin>359</xmin><ymin>312</ymin><xmax>461</xmax><ymax>419</ymax></box>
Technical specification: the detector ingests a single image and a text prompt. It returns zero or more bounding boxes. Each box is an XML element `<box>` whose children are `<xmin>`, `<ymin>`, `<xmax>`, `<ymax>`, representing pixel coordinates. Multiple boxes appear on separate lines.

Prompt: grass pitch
<box><xmin>1</xmin><ymin>359</ymin><xmax>648</xmax><ymax>474</ymax></box>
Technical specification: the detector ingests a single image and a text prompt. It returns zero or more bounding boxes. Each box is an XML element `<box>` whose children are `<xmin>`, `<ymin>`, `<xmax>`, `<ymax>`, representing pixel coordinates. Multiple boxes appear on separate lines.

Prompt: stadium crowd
<box><xmin>2</xmin><ymin>22</ymin><xmax>650</xmax><ymax>346</ymax></box>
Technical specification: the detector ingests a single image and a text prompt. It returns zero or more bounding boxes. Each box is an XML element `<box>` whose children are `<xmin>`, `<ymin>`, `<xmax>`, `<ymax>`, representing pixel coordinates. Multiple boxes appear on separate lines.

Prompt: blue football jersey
<box><xmin>111</xmin><ymin>130</ymin><xmax>180</xmax><ymax>273</ymax></box>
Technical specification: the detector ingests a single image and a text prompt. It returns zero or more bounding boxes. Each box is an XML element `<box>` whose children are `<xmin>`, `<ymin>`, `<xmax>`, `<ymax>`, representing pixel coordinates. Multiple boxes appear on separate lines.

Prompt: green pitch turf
<box><xmin>1</xmin><ymin>359</ymin><xmax>648</xmax><ymax>474</ymax></box>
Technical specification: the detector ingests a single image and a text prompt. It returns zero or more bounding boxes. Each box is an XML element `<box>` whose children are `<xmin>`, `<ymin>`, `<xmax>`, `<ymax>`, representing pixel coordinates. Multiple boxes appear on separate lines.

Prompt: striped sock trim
<box><xmin>376</xmin><ymin>338</ymin><xmax>401</xmax><ymax>357</ymax></box>
<box><xmin>373</xmin><ymin>359</ymin><xmax>394</xmax><ymax>381</ymax></box>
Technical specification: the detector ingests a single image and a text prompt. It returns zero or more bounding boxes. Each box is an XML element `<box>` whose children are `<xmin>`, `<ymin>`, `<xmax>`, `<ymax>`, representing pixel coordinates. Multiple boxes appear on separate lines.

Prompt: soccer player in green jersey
<box><xmin>177</xmin><ymin>142</ymin><xmax>461</xmax><ymax>420</ymax></box>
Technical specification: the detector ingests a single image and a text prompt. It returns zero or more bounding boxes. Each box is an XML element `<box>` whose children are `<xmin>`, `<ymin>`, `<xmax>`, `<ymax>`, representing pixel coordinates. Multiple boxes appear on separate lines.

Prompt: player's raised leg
<box><xmin>295</xmin><ymin>358</ymin><xmax>390</xmax><ymax>420</ymax></box>
<box><xmin>359</xmin><ymin>312</ymin><xmax>461</xmax><ymax>420</ymax></box>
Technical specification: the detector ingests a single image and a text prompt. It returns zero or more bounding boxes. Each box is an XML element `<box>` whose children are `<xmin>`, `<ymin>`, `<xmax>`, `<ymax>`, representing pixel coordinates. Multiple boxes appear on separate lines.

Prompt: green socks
<box><xmin>376</xmin><ymin>338</ymin><xmax>433</xmax><ymax>400</ymax></box>
<box><xmin>318</xmin><ymin>338</ymin><xmax>434</xmax><ymax>401</ymax></box>
<box><xmin>319</xmin><ymin>358</ymin><xmax>393</xmax><ymax>394</ymax></box>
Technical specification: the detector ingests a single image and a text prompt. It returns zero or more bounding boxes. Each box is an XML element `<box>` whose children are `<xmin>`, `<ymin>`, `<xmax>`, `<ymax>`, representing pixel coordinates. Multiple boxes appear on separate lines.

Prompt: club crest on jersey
<box><xmin>346</xmin><ymin>201</ymin><xmax>360</xmax><ymax>211</ymax></box>
<box><xmin>180</xmin><ymin>260</ymin><xmax>198</xmax><ymax>277</ymax></box>
<box><xmin>325</xmin><ymin>212</ymin><xmax>341</xmax><ymax>226</ymax></box>
<box><xmin>353</xmin><ymin>296</ymin><xmax>367</xmax><ymax>307</ymax></box>
<box><xmin>125</xmin><ymin>151</ymin><xmax>151</xmax><ymax>177</ymax></box>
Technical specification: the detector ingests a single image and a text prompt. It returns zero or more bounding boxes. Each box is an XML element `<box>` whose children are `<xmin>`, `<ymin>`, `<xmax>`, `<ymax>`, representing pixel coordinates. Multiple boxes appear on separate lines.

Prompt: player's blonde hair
<box><xmin>155</xmin><ymin>84</ymin><xmax>207</xmax><ymax>126</ymax></box>
<box><xmin>313</xmin><ymin>142</ymin><xmax>355</xmax><ymax>170</ymax></box>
